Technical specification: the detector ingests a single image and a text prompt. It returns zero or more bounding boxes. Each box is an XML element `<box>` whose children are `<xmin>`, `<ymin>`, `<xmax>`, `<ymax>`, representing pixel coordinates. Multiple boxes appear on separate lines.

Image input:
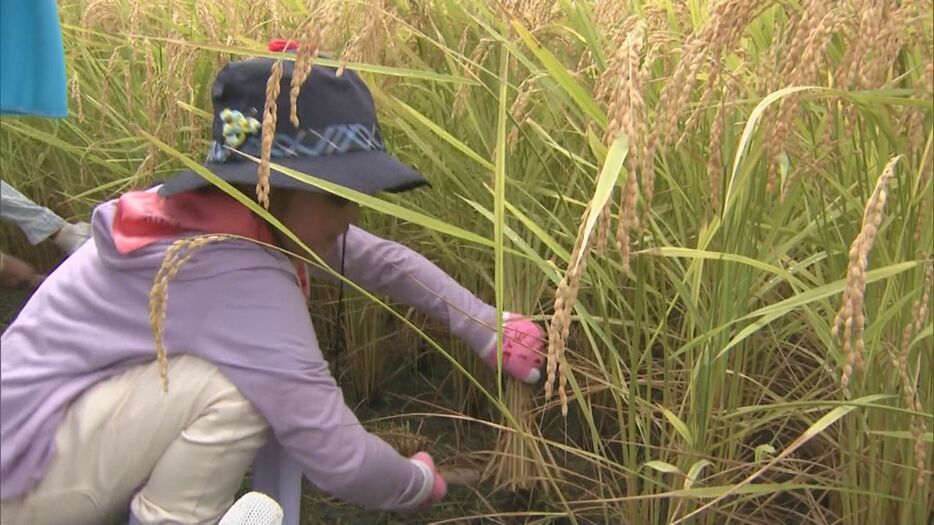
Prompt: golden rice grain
<box><xmin>591</xmin><ymin>201</ymin><xmax>607</xmax><ymax>254</ymax></box>
<box><xmin>69</xmin><ymin>70</ymin><xmax>84</xmax><ymax>123</ymax></box>
<box><xmin>150</xmin><ymin>235</ymin><xmax>238</xmax><ymax>391</ymax></box>
<box><xmin>602</xmin><ymin>23</ymin><xmax>647</xmax><ymax>258</ymax></box>
<box><xmin>546</xmin><ymin>211</ymin><xmax>591</xmax><ymax>412</ymax></box>
<box><xmin>99</xmin><ymin>47</ymin><xmax>122</xmax><ymax>131</ymax></box>
<box><xmin>895</xmin><ymin>261</ymin><xmax>932</xmax><ymax>485</ymax></box>
<box><xmin>290</xmin><ymin>25</ymin><xmax>322</xmax><ymax>128</ymax></box>
<box><xmin>454</xmin><ymin>39</ymin><xmax>492</xmax><ymax>116</ymax></box>
<box><xmin>767</xmin><ymin>7</ymin><xmax>839</xmax><ymax>194</ymax></box>
<box><xmin>706</xmin><ymin>96</ymin><xmax>728</xmax><ymax>212</ymax></box>
<box><xmin>258</xmin><ymin>59</ymin><xmax>284</xmax><ymax>210</ymax></box>
<box><xmin>832</xmin><ymin>156</ymin><xmax>900</xmax><ymax>388</ymax></box>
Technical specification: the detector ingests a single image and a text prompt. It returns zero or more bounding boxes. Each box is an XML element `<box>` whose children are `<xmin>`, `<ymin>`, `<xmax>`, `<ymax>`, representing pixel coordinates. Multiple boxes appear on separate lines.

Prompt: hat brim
<box><xmin>157</xmin><ymin>150</ymin><xmax>428</xmax><ymax>198</ymax></box>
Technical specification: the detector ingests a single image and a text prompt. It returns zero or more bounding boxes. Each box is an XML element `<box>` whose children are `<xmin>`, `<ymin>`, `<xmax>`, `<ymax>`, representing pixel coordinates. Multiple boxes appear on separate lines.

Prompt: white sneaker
<box><xmin>219</xmin><ymin>492</ymin><xmax>284</xmax><ymax>525</ymax></box>
<box><xmin>53</xmin><ymin>221</ymin><xmax>91</xmax><ymax>254</ymax></box>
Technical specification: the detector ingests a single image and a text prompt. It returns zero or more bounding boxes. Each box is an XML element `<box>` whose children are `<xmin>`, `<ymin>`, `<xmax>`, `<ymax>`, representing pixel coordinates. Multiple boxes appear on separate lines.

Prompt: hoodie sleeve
<box><xmin>314</xmin><ymin>225</ymin><xmax>498</xmax><ymax>354</ymax></box>
<box><xmin>195</xmin><ymin>265</ymin><xmax>429</xmax><ymax>510</ymax></box>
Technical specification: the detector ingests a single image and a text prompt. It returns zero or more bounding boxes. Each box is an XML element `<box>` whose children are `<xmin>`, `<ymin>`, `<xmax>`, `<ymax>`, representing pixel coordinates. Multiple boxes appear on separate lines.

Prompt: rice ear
<box><xmin>149</xmin><ymin>235</ymin><xmax>239</xmax><ymax>392</ymax></box>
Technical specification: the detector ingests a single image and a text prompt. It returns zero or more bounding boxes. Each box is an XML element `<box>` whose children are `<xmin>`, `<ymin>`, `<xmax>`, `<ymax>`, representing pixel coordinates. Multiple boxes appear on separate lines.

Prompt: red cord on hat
<box><xmin>268</xmin><ymin>39</ymin><xmax>299</xmax><ymax>52</ymax></box>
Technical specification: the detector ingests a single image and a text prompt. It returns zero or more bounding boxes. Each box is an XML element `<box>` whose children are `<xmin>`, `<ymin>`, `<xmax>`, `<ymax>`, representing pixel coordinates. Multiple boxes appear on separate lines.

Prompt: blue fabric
<box><xmin>0</xmin><ymin>0</ymin><xmax>68</xmax><ymax>118</ymax></box>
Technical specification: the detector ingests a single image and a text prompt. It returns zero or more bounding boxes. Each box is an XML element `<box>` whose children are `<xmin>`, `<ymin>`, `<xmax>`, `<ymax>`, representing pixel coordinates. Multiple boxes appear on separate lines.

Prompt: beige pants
<box><xmin>0</xmin><ymin>355</ymin><xmax>269</xmax><ymax>525</ymax></box>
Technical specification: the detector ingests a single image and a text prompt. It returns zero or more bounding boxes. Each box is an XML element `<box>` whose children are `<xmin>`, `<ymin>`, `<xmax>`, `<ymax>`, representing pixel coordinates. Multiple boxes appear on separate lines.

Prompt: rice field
<box><xmin>1</xmin><ymin>1</ymin><xmax>932</xmax><ymax>524</ymax></box>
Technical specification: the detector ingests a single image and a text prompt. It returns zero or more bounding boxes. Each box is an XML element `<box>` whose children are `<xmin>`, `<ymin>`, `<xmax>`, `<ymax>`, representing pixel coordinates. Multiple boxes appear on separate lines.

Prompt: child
<box><xmin>0</xmin><ymin>50</ymin><xmax>545</xmax><ymax>524</ymax></box>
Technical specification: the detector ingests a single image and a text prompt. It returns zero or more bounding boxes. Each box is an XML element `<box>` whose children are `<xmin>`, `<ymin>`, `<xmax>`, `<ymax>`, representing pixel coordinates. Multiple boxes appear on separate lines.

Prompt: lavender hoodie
<box><xmin>0</xmin><ymin>198</ymin><xmax>498</xmax><ymax>509</ymax></box>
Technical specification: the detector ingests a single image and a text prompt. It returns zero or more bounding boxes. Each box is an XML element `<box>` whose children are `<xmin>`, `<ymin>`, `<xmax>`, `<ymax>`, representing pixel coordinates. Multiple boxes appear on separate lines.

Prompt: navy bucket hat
<box><xmin>159</xmin><ymin>52</ymin><xmax>427</xmax><ymax>198</ymax></box>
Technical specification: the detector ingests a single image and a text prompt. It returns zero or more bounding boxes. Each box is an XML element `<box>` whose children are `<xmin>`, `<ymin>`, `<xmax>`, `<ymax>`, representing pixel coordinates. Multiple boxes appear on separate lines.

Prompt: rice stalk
<box><xmin>615</xmin><ymin>170</ymin><xmax>639</xmax><ymax>274</ymax></box>
<box><xmin>258</xmin><ymin>59</ymin><xmax>284</xmax><ymax>210</ymax></box>
<box><xmin>831</xmin><ymin>156</ymin><xmax>900</xmax><ymax>388</ymax></box>
<box><xmin>507</xmin><ymin>75</ymin><xmax>539</xmax><ymax>150</ymax></box>
<box><xmin>374</xmin><ymin>421</ymin><xmax>430</xmax><ymax>458</ymax></box>
<box><xmin>497</xmin><ymin>0</ymin><xmax>561</xmax><ymax>34</ymax></box>
<box><xmin>81</xmin><ymin>0</ymin><xmax>120</xmax><ymax>33</ymax></box>
<box><xmin>915</xmin><ymin>158</ymin><xmax>932</xmax><ymax>243</ymax></box>
<box><xmin>659</xmin><ymin>0</ymin><xmax>767</xmax><ymax>145</ymax></box>
<box><xmin>594</xmin><ymin>203</ymin><xmax>611</xmax><ymax>254</ymax></box>
<box><xmin>486</xmin><ymin>381</ymin><xmax>546</xmax><ymax>491</ymax></box>
<box><xmin>888</xmin><ymin>260</ymin><xmax>932</xmax><ymax>486</ymax></box>
<box><xmin>289</xmin><ymin>24</ymin><xmax>322</xmax><ymax>128</ymax></box>
<box><xmin>907</xmin><ymin>56</ymin><xmax>933</xmax><ymax>150</ymax></box>
<box><xmin>678</xmin><ymin>63</ymin><xmax>719</xmax><ymax>149</ymax></box>
<box><xmin>134</xmin><ymin>42</ymin><xmax>160</xmax><ymax>184</ymax></box>
<box><xmin>99</xmin><ymin>47</ymin><xmax>122</xmax><ymax>132</ymax></box>
<box><xmin>767</xmin><ymin>5</ymin><xmax>840</xmax><ymax>196</ymax></box>
<box><xmin>149</xmin><ymin>234</ymin><xmax>238</xmax><ymax>392</ymax></box>
<box><xmin>833</xmin><ymin>0</ymin><xmax>880</xmax><ymax>91</ymax></box>
<box><xmin>336</xmin><ymin>1</ymin><xmax>393</xmax><ymax>77</ymax></box>
<box><xmin>651</xmin><ymin>0</ymin><xmax>768</xmax><ymax>210</ymax></box>
<box><xmin>69</xmin><ymin>70</ymin><xmax>84</xmax><ymax>124</ymax></box>
<box><xmin>453</xmin><ymin>39</ymin><xmax>493</xmax><ymax>117</ymax></box>
<box><xmin>196</xmin><ymin>0</ymin><xmax>221</xmax><ymax>44</ymax></box>
<box><xmin>856</xmin><ymin>0</ymin><xmax>904</xmax><ymax>90</ymax></box>
<box><xmin>706</xmin><ymin>93</ymin><xmax>729</xmax><ymax>213</ymax></box>
<box><xmin>546</xmin><ymin>211</ymin><xmax>590</xmax><ymax>415</ymax></box>
<box><xmin>603</xmin><ymin>23</ymin><xmax>645</xmax><ymax>269</ymax></box>
<box><xmin>164</xmin><ymin>42</ymin><xmax>188</xmax><ymax>139</ymax></box>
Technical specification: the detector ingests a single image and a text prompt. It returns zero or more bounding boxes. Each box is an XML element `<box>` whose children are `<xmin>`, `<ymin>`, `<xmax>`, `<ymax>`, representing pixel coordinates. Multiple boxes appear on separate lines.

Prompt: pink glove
<box><xmin>480</xmin><ymin>313</ymin><xmax>546</xmax><ymax>384</ymax></box>
<box><xmin>409</xmin><ymin>452</ymin><xmax>447</xmax><ymax>507</ymax></box>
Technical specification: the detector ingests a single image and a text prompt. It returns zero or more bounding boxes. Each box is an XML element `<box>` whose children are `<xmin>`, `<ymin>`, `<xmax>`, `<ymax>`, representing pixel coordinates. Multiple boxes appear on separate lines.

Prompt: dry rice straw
<box><xmin>486</xmin><ymin>382</ymin><xmax>545</xmax><ymax>491</ymax></box>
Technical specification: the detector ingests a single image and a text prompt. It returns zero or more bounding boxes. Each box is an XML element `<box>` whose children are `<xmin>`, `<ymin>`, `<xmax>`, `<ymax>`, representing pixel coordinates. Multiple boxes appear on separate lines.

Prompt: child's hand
<box><xmin>409</xmin><ymin>452</ymin><xmax>447</xmax><ymax>507</ymax></box>
<box><xmin>481</xmin><ymin>314</ymin><xmax>546</xmax><ymax>384</ymax></box>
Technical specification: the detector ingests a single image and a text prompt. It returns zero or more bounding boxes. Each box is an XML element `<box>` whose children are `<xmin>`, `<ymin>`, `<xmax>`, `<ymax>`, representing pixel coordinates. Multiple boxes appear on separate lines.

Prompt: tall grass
<box><xmin>1</xmin><ymin>1</ymin><xmax>931</xmax><ymax>523</ymax></box>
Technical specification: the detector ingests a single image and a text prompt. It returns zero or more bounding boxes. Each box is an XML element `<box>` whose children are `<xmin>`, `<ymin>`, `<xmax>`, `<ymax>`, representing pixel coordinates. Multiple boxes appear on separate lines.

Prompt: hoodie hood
<box><xmin>90</xmin><ymin>192</ymin><xmax>295</xmax><ymax>282</ymax></box>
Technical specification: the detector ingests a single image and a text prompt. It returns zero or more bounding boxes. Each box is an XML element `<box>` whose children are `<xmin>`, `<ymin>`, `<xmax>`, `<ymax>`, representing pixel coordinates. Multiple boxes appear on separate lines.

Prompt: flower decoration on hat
<box><xmin>220</xmin><ymin>108</ymin><xmax>262</xmax><ymax>148</ymax></box>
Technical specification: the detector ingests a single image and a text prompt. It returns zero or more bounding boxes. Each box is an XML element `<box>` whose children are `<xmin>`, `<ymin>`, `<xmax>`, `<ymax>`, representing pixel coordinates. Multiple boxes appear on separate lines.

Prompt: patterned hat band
<box><xmin>207</xmin><ymin>121</ymin><xmax>387</xmax><ymax>164</ymax></box>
